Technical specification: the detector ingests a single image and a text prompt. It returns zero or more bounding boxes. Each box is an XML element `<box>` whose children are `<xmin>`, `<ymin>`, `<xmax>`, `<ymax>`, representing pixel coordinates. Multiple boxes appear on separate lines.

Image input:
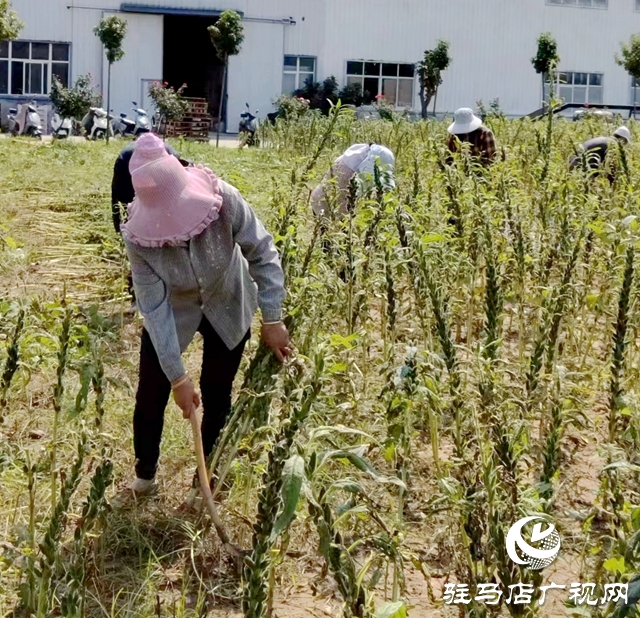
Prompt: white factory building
<box><xmin>2</xmin><ymin>0</ymin><xmax>640</xmax><ymax>131</ymax></box>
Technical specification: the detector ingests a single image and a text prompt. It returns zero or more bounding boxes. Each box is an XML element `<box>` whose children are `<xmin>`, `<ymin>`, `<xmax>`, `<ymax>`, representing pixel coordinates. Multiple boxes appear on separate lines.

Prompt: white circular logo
<box><xmin>506</xmin><ymin>516</ymin><xmax>561</xmax><ymax>571</ymax></box>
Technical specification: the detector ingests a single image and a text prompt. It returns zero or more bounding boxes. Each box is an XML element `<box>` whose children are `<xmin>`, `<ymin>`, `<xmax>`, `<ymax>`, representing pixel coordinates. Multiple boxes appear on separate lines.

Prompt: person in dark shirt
<box><xmin>570</xmin><ymin>126</ymin><xmax>631</xmax><ymax>180</ymax></box>
<box><xmin>446</xmin><ymin>108</ymin><xmax>498</xmax><ymax>166</ymax></box>
<box><xmin>111</xmin><ymin>138</ymin><xmax>190</xmax><ymax>306</ymax></box>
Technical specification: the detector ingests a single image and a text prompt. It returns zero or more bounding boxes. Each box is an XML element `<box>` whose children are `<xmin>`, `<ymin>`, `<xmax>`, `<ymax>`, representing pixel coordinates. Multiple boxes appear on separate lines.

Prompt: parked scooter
<box><xmin>112</xmin><ymin>101</ymin><xmax>151</xmax><ymax>137</ymax></box>
<box><xmin>7</xmin><ymin>108</ymin><xmax>17</xmax><ymax>135</ymax></box>
<box><xmin>112</xmin><ymin>111</ymin><xmax>136</xmax><ymax>137</ymax></box>
<box><xmin>51</xmin><ymin>112</ymin><xmax>74</xmax><ymax>139</ymax></box>
<box><xmin>81</xmin><ymin>106</ymin><xmax>111</xmax><ymax>140</ymax></box>
<box><xmin>8</xmin><ymin>103</ymin><xmax>43</xmax><ymax>139</ymax></box>
<box><xmin>239</xmin><ymin>103</ymin><xmax>259</xmax><ymax>147</ymax></box>
<box><xmin>131</xmin><ymin>101</ymin><xmax>150</xmax><ymax>135</ymax></box>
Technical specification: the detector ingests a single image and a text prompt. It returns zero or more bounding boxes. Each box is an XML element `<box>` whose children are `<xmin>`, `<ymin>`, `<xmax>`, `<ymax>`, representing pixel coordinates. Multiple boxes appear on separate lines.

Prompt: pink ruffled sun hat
<box><xmin>121</xmin><ymin>133</ymin><xmax>223</xmax><ymax>247</ymax></box>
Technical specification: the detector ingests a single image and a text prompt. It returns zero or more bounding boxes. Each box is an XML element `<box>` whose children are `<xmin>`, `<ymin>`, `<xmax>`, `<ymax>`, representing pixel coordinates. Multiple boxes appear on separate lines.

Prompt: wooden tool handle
<box><xmin>189</xmin><ymin>409</ymin><xmax>242</xmax><ymax>559</ymax></box>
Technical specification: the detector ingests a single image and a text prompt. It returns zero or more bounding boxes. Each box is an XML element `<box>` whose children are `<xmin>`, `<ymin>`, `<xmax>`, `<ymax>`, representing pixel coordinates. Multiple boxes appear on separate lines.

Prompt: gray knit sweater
<box><xmin>124</xmin><ymin>179</ymin><xmax>285</xmax><ymax>382</ymax></box>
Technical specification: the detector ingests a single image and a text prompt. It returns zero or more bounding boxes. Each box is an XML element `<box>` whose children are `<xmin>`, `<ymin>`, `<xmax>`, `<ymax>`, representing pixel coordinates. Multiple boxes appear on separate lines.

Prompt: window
<box><xmin>544</xmin><ymin>72</ymin><xmax>603</xmax><ymax>104</ymax></box>
<box><xmin>0</xmin><ymin>41</ymin><xmax>70</xmax><ymax>95</ymax></box>
<box><xmin>346</xmin><ymin>61</ymin><xmax>414</xmax><ymax>107</ymax></box>
<box><xmin>547</xmin><ymin>0</ymin><xmax>607</xmax><ymax>7</ymax></box>
<box><xmin>283</xmin><ymin>56</ymin><xmax>315</xmax><ymax>94</ymax></box>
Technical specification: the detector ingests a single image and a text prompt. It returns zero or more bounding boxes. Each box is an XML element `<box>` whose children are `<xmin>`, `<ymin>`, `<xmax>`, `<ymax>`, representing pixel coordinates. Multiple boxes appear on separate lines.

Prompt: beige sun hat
<box><xmin>614</xmin><ymin>126</ymin><xmax>632</xmax><ymax>143</ymax></box>
<box><xmin>448</xmin><ymin>108</ymin><xmax>483</xmax><ymax>135</ymax></box>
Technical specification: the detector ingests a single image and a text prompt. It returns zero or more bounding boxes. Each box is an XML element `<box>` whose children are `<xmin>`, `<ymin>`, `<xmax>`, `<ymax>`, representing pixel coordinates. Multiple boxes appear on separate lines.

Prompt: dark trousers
<box><xmin>133</xmin><ymin>317</ymin><xmax>250</xmax><ymax>480</ymax></box>
<box><xmin>127</xmin><ymin>272</ymin><xmax>135</xmax><ymax>303</ymax></box>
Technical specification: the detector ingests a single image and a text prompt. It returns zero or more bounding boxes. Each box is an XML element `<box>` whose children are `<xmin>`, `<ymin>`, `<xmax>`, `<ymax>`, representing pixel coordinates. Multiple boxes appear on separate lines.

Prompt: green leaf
<box><xmin>585</xmin><ymin>293</ymin><xmax>600</xmax><ymax>310</ymax></box>
<box><xmin>421</xmin><ymin>233</ymin><xmax>446</xmax><ymax>244</ymax></box>
<box><xmin>603</xmin><ymin>461</ymin><xmax>640</xmax><ymax>473</ymax></box>
<box><xmin>603</xmin><ymin>556</ymin><xmax>626</xmax><ymax>574</ymax></box>
<box><xmin>334</xmin><ymin>504</ymin><xmax>369</xmax><ymax>527</ymax></box>
<box><xmin>624</xmin><ymin>575</ymin><xmax>640</xmax><ymax>607</ymax></box>
<box><xmin>273</xmin><ymin>455</ymin><xmax>305</xmax><ymax>535</ymax></box>
<box><xmin>328</xmin><ymin>362</ymin><xmax>347</xmax><ymax>374</ymax></box>
<box><xmin>4</xmin><ymin>236</ymin><xmax>17</xmax><ymax>249</ymax></box>
<box><xmin>376</xmin><ymin>601</ymin><xmax>407</xmax><ymax>618</ymax></box>
<box><xmin>329</xmin><ymin>333</ymin><xmax>359</xmax><ymax>350</ymax></box>
<box><xmin>384</xmin><ymin>442</ymin><xmax>396</xmax><ymax>462</ymax></box>
<box><xmin>310</xmin><ymin>425</ymin><xmax>377</xmax><ymax>443</ymax></box>
<box><xmin>323</xmin><ymin>450</ymin><xmax>407</xmax><ymax>490</ymax></box>
<box><xmin>329</xmin><ymin>478</ymin><xmax>364</xmax><ymax>494</ymax></box>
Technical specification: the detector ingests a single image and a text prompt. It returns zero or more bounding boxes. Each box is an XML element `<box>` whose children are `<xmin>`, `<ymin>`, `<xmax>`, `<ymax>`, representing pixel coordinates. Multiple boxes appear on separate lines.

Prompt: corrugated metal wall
<box><xmin>8</xmin><ymin>0</ymin><xmax>640</xmax><ymax>126</ymax></box>
<box><xmin>320</xmin><ymin>0</ymin><xmax>640</xmax><ymax>116</ymax></box>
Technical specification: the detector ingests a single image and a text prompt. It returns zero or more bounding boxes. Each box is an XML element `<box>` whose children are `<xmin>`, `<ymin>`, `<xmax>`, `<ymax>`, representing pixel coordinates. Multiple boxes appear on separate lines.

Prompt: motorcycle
<box><xmin>239</xmin><ymin>103</ymin><xmax>259</xmax><ymax>147</ymax></box>
<box><xmin>7</xmin><ymin>108</ymin><xmax>17</xmax><ymax>135</ymax></box>
<box><xmin>81</xmin><ymin>106</ymin><xmax>112</xmax><ymax>140</ymax></box>
<box><xmin>131</xmin><ymin>101</ymin><xmax>150</xmax><ymax>135</ymax></box>
<box><xmin>112</xmin><ymin>101</ymin><xmax>150</xmax><ymax>137</ymax></box>
<box><xmin>9</xmin><ymin>103</ymin><xmax>43</xmax><ymax>138</ymax></box>
<box><xmin>112</xmin><ymin>112</ymin><xmax>136</xmax><ymax>138</ymax></box>
<box><xmin>51</xmin><ymin>112</ymin><xmax>74</xmax><ymax>139</ymax></box>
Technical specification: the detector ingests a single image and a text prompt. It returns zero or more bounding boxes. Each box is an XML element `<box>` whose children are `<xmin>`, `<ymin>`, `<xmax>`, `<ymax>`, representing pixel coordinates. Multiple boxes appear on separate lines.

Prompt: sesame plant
<box><xmin>1</xmin><ymin>110</ymin><xmax>640</xmax><ymax>618</ymax></box>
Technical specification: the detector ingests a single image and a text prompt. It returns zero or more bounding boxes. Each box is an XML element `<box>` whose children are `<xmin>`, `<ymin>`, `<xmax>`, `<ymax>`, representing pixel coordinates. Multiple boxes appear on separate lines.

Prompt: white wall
<box><xmin>319</xmin><ymin>0</ymin><xmax>640</xmax><ymax>116</ymax></box>
<box><xmin>8</xmin><ymin>0</ymin><xmax>640</xmax><ymax>126</ymax></box>
<box><xmin>100</xmin><ymin>12</ymin><xmax>163</xmax><ymax>118</ymax></box>
<box><xmin>227</xmin><ymin>21</ymin><xmax>284</xmax><ymax>128</ymax></box>
<box><xmin>227</xmin><ymin>0</ymin><xmax>325</xmax><ymax>123</ymax></box>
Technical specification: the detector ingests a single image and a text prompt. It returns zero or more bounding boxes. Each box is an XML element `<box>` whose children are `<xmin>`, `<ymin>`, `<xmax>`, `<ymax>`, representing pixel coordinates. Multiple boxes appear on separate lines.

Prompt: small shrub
<box><xmin>295</xmin><ymin>76</ymin><xmax>339</xmax><ymax>115</ymax></box>
<box><xmin>148</xmin><ymin>81</ymin><xmax>188</xmax><ymax>132</ymax></box>
<box><xmin>50</xmin><ymin>74</ymin><xmax>102</xmax><ymax>119</ymax></box>
<box><xmin>476</xmin><ymin>97</ymin><xmax>505</xmax><ymax>122</ymax></box>
<box><xmin>274</xmin><ymin>95</ymin><xmax>312</xmax><ymax>120</ymax></box>
<box><xmin>374</xmin><ymin>94</ymin><xmax>395</xmax><ymax>121</ymax></box>
<box><xmin>338</xmin><ymin>82</ymin><xmax>364</xmax><ymax>107</ymax></box>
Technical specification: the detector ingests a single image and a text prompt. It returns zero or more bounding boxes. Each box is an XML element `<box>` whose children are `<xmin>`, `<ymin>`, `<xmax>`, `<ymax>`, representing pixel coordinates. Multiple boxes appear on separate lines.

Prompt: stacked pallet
<box><xmin>164</xmin><ymin>97</ymin><xmax>211</xmax><ymax>141</ymax></box>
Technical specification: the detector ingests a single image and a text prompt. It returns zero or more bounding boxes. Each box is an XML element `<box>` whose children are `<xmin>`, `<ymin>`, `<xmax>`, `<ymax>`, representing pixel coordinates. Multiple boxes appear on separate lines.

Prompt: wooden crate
<box><xmin>164</xmin><ymin>97</ymin><xmax>212</xmax><ymax>141</ymax></box>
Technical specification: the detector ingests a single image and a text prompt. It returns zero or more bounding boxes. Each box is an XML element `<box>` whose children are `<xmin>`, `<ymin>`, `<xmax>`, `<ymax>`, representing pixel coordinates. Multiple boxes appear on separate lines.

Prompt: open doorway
<box><xmin>163</xmin><ymin>14</ymin><xmax>225</xmax><ymax>126</ymax></box>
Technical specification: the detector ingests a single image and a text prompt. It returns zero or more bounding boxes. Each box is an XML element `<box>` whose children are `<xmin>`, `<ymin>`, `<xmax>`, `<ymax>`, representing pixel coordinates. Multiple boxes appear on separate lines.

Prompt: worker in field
<box><xmin>310</xmin><ymin>142</ymin><xmax>396</xmax><ymax>221</ymax></box>
<box><xmin>446</xmin><ymin>108</ymin><xmax>499</xmax><ymax>166</ymax></box>
<box><xmin>111</xmin><ymin>132</ymin><xmax>190</xmax><ymax>312</ymax></box>
<box><xmin>119</xmin><ymin>133</ymin><xmax>289</xmax><ymax>498</ymax></box>
<box><xmin>569</xmin><ymin>126</ymin><xmax>631</xmax><ymax>181</ymax></box>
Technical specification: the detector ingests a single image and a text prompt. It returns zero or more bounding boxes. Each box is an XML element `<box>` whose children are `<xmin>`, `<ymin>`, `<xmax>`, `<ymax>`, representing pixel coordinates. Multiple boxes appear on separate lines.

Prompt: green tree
<box><xmin>532</xmin><ymin>32</ymin><xmax>560</xmax><ymax>104</ymax></box>
<box><xmin>616</xmin><ymin>34</ymin><xmax>640</xmax><ymax>114</ymax></box>
<box><xmin>417</xmin><ymin>40</ymin><xmax>451</xmax><ymax>119</ymax></box>
<box><xmin>93</xmin><ymin>15</ymin><xmax>127</xmax><ymax>143</ymax></box>
<box><xmin>208</xmin><ymin>10</ymin><xmax>244</xmax><ymax>147</ymax></box>
<box><xmin>0</xmin><ymin>0</ymin><xmax>23</xmax><ymax>42</ymax></box>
